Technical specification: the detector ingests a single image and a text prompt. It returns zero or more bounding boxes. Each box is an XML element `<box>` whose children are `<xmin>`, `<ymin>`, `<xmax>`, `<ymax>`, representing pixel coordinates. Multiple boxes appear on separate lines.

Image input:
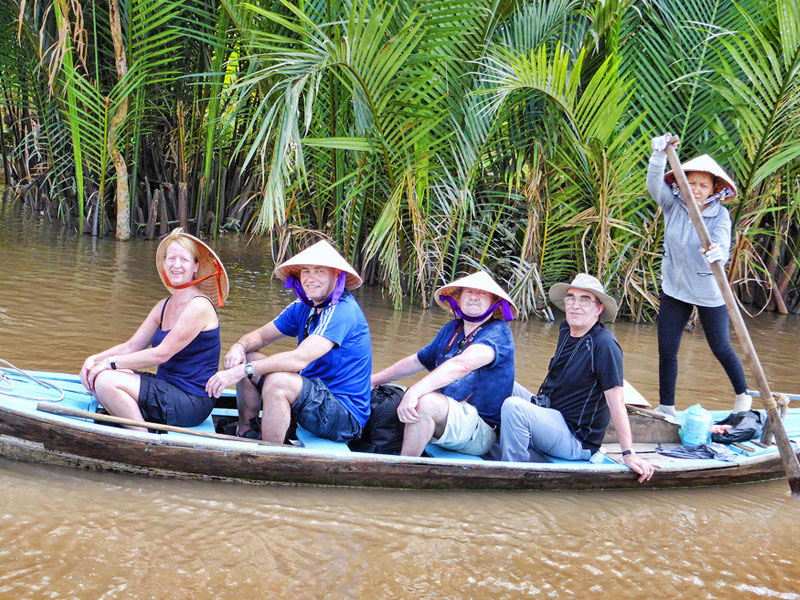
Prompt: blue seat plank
<box><xmin>164</xmin><ymin>414</ymin><xmax>216</xmax><ymax>438</ymax></box>
<box><xmin>424</xmin><ymin>444</ymin><xmax>484</xmax><ymax>461</ymax></box>
<box><xmin>295</xmin><ymin>425</ymin><xmax>352</xmax><ymax>454</ymax></box>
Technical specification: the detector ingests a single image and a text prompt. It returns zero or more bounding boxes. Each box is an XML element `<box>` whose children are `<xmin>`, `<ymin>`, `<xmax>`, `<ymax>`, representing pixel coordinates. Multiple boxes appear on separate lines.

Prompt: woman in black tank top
<box><xmin>79</xmin><ymin>228</ymin><xmax>228</xmax><ymax>429</ymax></box>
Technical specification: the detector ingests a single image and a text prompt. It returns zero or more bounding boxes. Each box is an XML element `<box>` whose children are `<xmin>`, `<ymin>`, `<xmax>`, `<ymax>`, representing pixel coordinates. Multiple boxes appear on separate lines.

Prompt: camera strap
<box><xmin>538</xmin><ymin>331</ymin><xmax>589</xmax><ymax>396</ymax></box>
<box><xmin>443</xmin><ymin>320</ymin><xmax>487</xmax><ymax>355</ymax></box>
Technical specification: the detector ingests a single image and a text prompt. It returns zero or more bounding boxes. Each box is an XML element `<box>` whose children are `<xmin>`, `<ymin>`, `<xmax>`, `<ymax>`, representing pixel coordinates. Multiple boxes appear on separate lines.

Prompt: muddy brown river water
<box><xmin>1</xmin><ymin>197</ymin><xmax>799</xmax><ymax>599</ymax></box>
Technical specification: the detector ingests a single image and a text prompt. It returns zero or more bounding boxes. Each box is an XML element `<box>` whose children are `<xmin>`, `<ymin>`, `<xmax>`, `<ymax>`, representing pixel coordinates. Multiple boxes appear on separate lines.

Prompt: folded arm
<box><xmin>397</xmin><ymin>343</ymin><xmax>495</xmax><ymax>423</ymax></box>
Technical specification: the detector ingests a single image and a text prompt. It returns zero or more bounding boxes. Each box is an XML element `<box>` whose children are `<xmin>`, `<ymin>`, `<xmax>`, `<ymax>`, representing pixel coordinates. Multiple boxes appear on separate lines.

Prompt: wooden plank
<box><xmin>603</xmin><ymin>414</ymin><xmax>681</xmax><ymax>444</ymax></box>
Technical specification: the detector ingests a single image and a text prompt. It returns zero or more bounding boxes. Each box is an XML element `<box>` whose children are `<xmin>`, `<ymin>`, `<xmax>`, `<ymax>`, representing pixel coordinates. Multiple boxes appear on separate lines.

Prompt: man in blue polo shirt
<box><xmin>499</xmin><ymin>274</ymin><xmax>654</xmax><ymax>483</ymax></box>
<box><xmin>371</xmin><ymin>271</ymin><xmax>516</xmax><ymax>456</ymax></box>
<box><xmin>205</xmin><ymin>240</ymin><xmax>371</xmax><ymax>443</ymax></box>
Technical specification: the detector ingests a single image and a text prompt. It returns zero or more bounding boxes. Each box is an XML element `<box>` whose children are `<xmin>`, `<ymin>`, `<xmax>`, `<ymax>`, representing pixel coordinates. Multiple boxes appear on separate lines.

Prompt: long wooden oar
<box><xmin>664</xmin><ymin>142</ymin><xmax>800</xmax><ymax>495</ymax></box>
<box><xmin>37</xmin><ymin>403</ymin><xmax>283</xmax><ymax>447</ymax></box>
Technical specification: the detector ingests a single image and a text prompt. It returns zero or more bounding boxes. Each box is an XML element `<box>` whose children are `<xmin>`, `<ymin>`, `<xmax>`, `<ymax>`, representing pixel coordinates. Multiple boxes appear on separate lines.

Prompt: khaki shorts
<box><xmin>431</xmin><ymin>397</ymin><xmax>497</xmax><ymax>455</ymax></box>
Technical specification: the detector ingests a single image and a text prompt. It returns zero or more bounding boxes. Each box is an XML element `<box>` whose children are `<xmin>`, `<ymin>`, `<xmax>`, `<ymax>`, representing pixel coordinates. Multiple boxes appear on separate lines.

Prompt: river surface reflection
<box><xmin>1</xmin><ymin>197</ymin><xmax>799</xmax><ymax>599</ymax></box>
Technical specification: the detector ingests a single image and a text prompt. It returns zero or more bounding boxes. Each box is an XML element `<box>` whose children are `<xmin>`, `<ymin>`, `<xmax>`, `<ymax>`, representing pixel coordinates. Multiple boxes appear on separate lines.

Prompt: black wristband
<box><xmin>621</xmin><ymin>449</ymin><xmax>633</xmax><ymax>457</ymax></box>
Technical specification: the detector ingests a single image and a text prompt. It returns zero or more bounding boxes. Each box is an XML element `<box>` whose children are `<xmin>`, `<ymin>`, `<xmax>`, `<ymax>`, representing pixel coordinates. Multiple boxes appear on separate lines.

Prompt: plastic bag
<box><xmin>711</xmin><ymin>410</ymin><xmax>764</xmax><ymax>444</ymax></box>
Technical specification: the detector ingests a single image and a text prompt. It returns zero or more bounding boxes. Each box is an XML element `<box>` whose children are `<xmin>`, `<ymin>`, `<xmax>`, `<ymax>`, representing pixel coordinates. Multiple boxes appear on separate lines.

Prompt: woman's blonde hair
<box><xmin>161</xmin><ymin>228</ymin><xmax>198</xmax><ymax>264</ymax></box>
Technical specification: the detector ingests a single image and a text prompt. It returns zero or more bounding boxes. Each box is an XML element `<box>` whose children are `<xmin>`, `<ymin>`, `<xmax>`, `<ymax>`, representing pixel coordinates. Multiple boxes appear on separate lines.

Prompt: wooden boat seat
<box><xmin>295</xmin><ymin>425</ymin><xmax>352</xmax><ymax>454</ymax></box>
<box><xmin>208</xmin><ymin>408</ymin><xmax>353</xmax><ymax>452</ymax></box>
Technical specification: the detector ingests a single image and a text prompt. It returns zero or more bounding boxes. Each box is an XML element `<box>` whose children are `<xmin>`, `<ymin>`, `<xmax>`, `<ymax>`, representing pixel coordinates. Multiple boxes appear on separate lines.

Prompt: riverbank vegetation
<box><xmin>1</xmin><ymin>0</ymin><xmax>798</xmax><ymax>319</ymax></box>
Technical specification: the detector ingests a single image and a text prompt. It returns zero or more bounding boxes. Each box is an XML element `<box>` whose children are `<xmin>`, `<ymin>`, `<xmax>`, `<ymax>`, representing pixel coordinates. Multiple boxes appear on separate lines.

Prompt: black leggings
<box><xmin>657</xmin><ymin>293</ymin><xmax>748</xmax><ymax>406</ymax></box>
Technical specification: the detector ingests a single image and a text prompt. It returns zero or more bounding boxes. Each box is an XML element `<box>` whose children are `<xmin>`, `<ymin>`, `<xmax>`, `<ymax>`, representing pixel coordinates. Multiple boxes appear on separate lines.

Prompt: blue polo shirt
<box><xmin>273</xmin><ymin>291</ymin><xmax>372</xmax><ymax>427</ymax></box>
<box><xmin>416</xmin><ymin>318</ymin><xmax>515</xmax><ymax>426</ymax></box>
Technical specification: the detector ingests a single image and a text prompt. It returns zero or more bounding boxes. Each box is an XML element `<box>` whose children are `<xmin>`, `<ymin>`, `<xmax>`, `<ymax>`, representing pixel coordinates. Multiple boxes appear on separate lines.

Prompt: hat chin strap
<box><xmin>439</xmin><ymin>295</ymin><xmax>514</xmax><ymax>322</ymax></box>
<box><xmin>161</xmin><ymin>258</ymin><xmax>225</xmax><ymax>306</ymax></box>
<box><xmin>286</xmin><ymin>271</ymin><xmax>347</xmax><ymax>308</ymax></box>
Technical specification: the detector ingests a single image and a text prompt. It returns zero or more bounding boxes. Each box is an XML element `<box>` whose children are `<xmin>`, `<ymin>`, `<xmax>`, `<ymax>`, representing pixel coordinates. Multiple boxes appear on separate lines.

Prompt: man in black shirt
<box><xmin>499</xmin><ymin>274</ymin><xmax>653</xmax><ymax>482</ymax></box>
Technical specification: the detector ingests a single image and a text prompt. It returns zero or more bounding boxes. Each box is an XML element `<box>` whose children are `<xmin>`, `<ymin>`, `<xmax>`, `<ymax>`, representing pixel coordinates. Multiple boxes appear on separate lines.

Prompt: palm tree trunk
<box><xmin>108</xmin><ymin>0</ymin><xmax>130</xmax><ymax>240</ymax></box>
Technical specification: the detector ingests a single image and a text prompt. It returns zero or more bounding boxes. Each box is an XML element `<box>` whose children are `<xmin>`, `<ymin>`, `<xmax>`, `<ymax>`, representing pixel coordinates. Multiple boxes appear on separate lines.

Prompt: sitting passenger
<box><xmin>500</xmin><ymin>274</ymin><xmax>654</xmax><ymax>483</ymax></box>
<box><xmin>205</xmin><ymin>240</ymin><xmax>371</xmax><ymax>444</ymax></box>
<box><xmin>80</xmin><ymin>228</ymin><xmax>228</xmax><ymax>430</ymax></box>
<box><xmin>371</xmin><ymin>271</ymin><xmax>515</xmax><ymax>456</ymax></box>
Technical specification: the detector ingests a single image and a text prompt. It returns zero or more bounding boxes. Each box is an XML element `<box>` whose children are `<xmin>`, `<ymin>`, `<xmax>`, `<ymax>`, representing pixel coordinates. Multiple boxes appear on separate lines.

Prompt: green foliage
<box><xmin>2</xmin><ymin>0</ymin><xmax>799</xmax><ymax>318</ymax></box>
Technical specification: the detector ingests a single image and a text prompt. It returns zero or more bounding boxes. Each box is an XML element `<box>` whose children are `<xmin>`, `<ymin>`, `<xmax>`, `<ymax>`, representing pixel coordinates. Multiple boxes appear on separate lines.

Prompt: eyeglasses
<box><xmin>564</xmin><ymin>294</ymin><xmax>597</xmax><ymax>307</ymax></box>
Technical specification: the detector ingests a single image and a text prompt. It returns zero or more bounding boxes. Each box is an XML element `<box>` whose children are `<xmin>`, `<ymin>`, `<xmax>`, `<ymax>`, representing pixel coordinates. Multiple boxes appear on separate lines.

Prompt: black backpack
<box><xmin>349</xmin><ymin>384</ymin><xmax>405</xmax><ymax>454</ymax></box>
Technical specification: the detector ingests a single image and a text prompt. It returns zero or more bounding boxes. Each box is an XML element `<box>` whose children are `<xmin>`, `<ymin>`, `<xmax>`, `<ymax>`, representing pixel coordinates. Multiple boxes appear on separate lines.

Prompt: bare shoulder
<box><xmin>183</xmin><ymin>295</ymin><xmax>219</xmax><ymax>327</ymax></box>
<box><xmin>144</xmin><ymin>298</ymin><xmax>168</xmax><ymax>321</ymax></box>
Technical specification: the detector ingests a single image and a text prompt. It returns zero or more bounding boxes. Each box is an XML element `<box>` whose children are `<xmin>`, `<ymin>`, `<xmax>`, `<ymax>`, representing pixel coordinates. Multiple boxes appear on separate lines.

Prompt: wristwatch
<box><xmin>244</xmin><ymin>362</ymin><xmax>255</xmax><ymax>377</ymax></box>
<box><xmin>621</xmin><ymin>449</ymin><xmax>634</xmax><ymax>457</ymax></box>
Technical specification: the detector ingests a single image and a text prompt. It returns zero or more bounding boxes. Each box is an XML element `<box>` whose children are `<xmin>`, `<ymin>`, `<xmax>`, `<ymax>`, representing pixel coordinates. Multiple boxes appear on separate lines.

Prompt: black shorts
<box><xmin>252</xmin><ymin>374</ymin><xmax>361</xmax><ymax>442</ymax></box>
<box><xmin>136</xmin><ymin>371</ymin><xmax>215</xmax><ymax>427</ymax></box>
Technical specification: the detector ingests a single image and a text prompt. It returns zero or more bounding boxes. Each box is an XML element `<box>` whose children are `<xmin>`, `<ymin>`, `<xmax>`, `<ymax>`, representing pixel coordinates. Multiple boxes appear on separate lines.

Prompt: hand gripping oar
<box><xmin>664</xmin><ymin>140</ymin><xmax>800</xmax><ymax>495</ymax></box>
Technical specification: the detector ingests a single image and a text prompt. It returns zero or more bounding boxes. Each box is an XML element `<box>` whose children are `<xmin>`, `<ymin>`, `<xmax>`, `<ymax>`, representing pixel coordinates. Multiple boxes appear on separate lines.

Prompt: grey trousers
<box><xmin>498</xmin><ymin>382</ymin><xmax>590</xmax><ymax>462</ymax></box>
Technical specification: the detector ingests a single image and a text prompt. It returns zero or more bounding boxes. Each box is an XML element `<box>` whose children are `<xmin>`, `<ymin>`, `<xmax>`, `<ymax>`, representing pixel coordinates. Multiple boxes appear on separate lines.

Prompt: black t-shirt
<box><xmin>539</xmin><ymin>321</ymin><xmax>624</xmax><ymax>451</ymax></box>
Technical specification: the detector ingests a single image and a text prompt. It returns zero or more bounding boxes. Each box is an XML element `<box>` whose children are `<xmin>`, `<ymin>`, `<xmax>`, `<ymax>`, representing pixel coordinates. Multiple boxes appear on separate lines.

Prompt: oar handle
<box><xmin>664</xmin><ymin>145</ymin><xmax>800</xmax><ymax>494</ymax></box>
<box><xmin>36</xmin><ymin>402</ymin><xmax>283</xmax><ymax>447</ymax></box>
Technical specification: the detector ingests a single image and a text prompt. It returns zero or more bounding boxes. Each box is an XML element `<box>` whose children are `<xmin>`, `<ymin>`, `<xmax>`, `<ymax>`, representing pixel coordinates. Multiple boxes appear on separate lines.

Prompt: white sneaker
<box><xmin>654</xmin><ymin>404</ymin><xmax>680</xmax><ymax>424</ymax></box>
<box><xmin>733</xmin><ymin>392</ymin><xmax>752</xmax><ymax>413</ymax></box>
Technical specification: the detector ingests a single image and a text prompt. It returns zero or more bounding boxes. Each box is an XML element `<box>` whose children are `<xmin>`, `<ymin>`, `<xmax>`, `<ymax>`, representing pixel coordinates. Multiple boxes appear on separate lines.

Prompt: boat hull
<box><xmin>0</xmin><ymin>371</ymin><xmax>797</xmax><ymax>490</ymax></box>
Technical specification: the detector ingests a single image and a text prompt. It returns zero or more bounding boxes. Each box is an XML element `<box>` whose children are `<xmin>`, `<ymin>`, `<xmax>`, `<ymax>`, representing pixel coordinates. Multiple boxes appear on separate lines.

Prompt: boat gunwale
<box><xmin>1</xmin><ymin>398</ymin><xmax>796</xmax><ymax>490</ymax></box>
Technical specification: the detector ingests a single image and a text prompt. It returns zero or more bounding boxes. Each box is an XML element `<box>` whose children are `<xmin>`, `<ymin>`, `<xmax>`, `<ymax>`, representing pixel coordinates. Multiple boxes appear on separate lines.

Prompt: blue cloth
<box><xmin>273</xmin><ymin>291</ymin><xmax>372</xmax><ymax>427</ymax></box>
<box><xmin>647</xmin><ymin>152</ymin><xmax>732</xmax><ymax>307</ymax></box>
<box><xmin>152</xmin><ymin>298</ymin><xmax>221</xmax><ymax>397</ymax></box>
<box><xmin>656</xmin><ymin>442</ymin><xmax>739</xmax><ymax>462</ymax></box>
<box><xmin>416</xmin><ymin>319</ymin><xmax>515</xmax><ymax>427</ymax></box>
<box><xmin>540</xmin><ymin>321</ymin><xmax>623</xmax><ymax>452</ymax></box>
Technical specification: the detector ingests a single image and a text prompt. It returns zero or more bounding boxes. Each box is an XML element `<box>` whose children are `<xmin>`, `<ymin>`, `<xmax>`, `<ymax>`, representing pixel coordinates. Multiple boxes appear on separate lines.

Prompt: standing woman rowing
<box><xmin>80</xmin><ymin>228</ymin><xmax>229</xmax><ymax>430</ymax></box>
<box><xmin>647</xmin><ymin>134</ymin><xmax>750</xmax><ymax>418</ymax></box>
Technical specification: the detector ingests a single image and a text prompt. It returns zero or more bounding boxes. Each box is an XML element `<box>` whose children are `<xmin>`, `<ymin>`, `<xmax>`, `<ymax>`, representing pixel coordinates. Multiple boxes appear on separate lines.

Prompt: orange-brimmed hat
<box><xmin>273</xmin><ymin>240</ymin><xmax>362</xmax><ymax>289</ymax></box>
<box><xmin>156</xmin><ymin>228</ymin><xmax>229</xmax><ymax>307</ymax></box>
<box><xmin>664</xmin><ymin>154</ymin><xmax>737</xmax><ymax>201</ymax></box>
<box><xmin>434</xmin><ymin>271</ymin><xmax>517</xmax><ymax>321</ymax></box>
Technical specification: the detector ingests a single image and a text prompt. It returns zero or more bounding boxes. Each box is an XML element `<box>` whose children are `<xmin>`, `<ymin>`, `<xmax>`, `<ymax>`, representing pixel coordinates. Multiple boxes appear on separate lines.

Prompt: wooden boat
<box><xmin>1</xmin><ymin>367</ymin><xmax>798</xmax><ymax>491</ymax></box>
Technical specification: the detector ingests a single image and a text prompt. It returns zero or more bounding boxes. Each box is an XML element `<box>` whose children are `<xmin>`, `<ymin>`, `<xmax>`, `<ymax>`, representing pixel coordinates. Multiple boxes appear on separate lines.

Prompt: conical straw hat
<box><xmin>664</xmin><ymin>154</ymin><xmax>737</xmax><ymax>201</ymax></box>
<box><xmin>156</xmin><ymin>228</ymin><xmax>229</xmax><ymax>307</ymax></box>
<box><xmin>274</xmin><ymin>240</ymin><xmax>362</xmax><ymax>289</ymax></box>
<box><xmin>434</xmin><ymin>271</ymin><xmax>517</xmax><ymax>319</ymax></box>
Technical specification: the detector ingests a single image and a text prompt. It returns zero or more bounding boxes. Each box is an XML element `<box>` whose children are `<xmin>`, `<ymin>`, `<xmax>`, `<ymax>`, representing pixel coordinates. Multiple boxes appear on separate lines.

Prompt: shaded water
<box><xmin>1</xmin><ymin>197</ymin><xmax>799</xmax><ymax>598</ymax></box>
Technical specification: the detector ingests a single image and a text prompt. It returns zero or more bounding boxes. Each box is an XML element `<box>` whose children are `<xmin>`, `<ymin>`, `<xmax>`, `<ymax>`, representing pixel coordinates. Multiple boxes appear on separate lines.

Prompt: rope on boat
<box><xmin>776</xmin><ymin>393</ymin><xmax>789</xmax><ymax>419</ymax></box>
<box><xmin>0</xmin><ymin>359</ymin><xmax>65</xmax><ymax>402</ymax></box>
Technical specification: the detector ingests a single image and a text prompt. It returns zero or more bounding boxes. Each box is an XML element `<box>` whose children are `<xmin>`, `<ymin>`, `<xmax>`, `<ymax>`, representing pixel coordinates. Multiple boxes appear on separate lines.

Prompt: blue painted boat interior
<box><xmin>2</xmin><ymin>370</ymin><xmax>799</xmax><ymax>470</ymax></box>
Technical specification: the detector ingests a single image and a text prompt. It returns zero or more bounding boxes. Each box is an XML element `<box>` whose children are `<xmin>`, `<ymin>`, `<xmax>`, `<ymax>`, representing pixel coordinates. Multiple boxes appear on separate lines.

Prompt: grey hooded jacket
<box><xmin>646</xmin><ymin>151</ymin><xmax>731</xmax><ymax>307</ymax></box>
